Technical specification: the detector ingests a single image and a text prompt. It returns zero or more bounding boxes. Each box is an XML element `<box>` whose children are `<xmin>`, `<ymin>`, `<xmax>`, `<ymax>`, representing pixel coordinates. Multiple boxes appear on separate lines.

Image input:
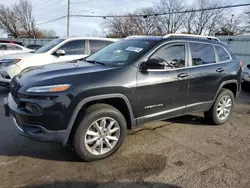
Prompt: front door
<box><xmin>136</xmin><ymin>42</ymin><xmax>191</xmax><ymax>124</ymax></box>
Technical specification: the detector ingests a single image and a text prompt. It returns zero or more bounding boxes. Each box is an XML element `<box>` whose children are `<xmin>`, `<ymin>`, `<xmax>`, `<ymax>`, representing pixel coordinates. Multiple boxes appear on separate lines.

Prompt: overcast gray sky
<box><xmin>0</xmin><ymin>0</ymin><xmax>249</xmax><ymax>37</ymax></box>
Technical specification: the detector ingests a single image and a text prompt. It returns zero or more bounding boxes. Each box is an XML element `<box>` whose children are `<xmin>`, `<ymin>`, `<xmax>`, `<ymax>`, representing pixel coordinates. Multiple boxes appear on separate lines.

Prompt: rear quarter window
<box><xmin>189</xmin><ymin>42</ymin><xmax>216</xmax><ymax>66</ymax></box>
<box><xmin>214</xmin><ymin>45</ymin><xmax>231</xmax><ymax>62</ymax></box>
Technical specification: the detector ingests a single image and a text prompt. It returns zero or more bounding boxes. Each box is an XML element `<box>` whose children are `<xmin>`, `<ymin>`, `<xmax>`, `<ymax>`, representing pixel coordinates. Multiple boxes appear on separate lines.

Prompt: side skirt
<box><xmin>135</xmin><ymin>101</ymin><xmax>213</xmax><ymax>126</ymax></box>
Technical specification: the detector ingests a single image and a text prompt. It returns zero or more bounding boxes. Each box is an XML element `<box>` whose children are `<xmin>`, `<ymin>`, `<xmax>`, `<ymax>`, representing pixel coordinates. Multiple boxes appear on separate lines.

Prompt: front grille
<box><xmin>10</xmin><ymin>78</ymin><xmax>21</xmax><ymax>104</ymax></box>
<box><xmin>0</xmin><ymin>72</ymin><xmax>11</xmax><ymax>80</ymax></box>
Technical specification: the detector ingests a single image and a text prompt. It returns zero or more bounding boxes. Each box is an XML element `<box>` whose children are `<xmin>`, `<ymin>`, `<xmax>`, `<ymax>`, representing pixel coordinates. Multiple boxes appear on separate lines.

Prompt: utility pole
<box><xmin>67</xmin><ymin>0</ymin><xmax>70</xmax><ymax>37</ymax></box>
<box><xmin>228</xmin><ymin>14</ymin><xmax>234</xmax><ymax>38</ymax></box>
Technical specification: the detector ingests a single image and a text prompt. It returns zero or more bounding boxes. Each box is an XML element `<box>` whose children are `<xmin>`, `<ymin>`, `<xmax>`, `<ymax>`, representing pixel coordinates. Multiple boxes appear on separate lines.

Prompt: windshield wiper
<box><xmin>85</xmin><ymin>60</ymin><xmax>105</xmax><ymax>65</ymax></box>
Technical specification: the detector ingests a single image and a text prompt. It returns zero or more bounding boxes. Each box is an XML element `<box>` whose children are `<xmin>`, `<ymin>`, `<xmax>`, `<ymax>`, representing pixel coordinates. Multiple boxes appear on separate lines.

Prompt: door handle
<box><xmin>177</xmin><ymin>73</ymin><xmax>190</xmax><ymax>78</ymax></box>
<box><xmin>216</xmin><ymin>68</ymin><xmax>224</xmax><ymax>73</ymax></box>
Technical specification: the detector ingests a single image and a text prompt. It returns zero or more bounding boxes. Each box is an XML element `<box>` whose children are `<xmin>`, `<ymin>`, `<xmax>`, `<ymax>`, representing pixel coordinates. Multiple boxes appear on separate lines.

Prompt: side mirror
<box><xmin>54</xmin><ymin>49</ymin><xmax>65</xmax><ymax>56</ymax></box>
<box><xmin>142</xmin><ymin>58</ymin><xmax>165</xmax><ymax>70</ymax></box>
<box><xmin>247</xmin><ymin>64</ymin><xmax>250</xmax><ymax>69</ymax></box>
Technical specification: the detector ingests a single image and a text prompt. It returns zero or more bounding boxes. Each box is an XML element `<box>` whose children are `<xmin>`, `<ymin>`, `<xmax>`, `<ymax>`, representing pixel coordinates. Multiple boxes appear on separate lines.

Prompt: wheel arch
<box><xmin>213</xmin><ymin>80</ymin><xmax>239</xmax><ymax>101</ymax></box>
<box><xmin>63</xmin><ymin>93</ymin><xmax>136</xmax><ymax>145</ymax></box>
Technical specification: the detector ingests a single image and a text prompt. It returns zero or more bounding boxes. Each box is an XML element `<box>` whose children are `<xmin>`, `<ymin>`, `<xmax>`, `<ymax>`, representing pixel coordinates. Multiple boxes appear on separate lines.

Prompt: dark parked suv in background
<box><xmin>4</xmin><ymin>34</ymin><xmax>242</xmax><ymax>161</ymax></box>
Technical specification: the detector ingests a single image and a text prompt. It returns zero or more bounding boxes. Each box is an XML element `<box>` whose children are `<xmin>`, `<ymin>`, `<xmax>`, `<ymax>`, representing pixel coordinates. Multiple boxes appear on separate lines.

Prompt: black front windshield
<box><xmin>34</xmin><ymin>39</ymin><xmax>65</xmax><ymax>53</ymax></box>
<box><xmin>86</xmin><ymin>39</ymin><xmax>158</xmax><ymax>66</ymax></box>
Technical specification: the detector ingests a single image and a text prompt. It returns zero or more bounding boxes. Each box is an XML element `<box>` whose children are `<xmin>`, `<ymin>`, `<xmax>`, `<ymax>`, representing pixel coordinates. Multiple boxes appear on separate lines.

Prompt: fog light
<box><xmin>25</xmin><ymin>103</ymin><xmax>42</xmax><ymax>114</ymax></box>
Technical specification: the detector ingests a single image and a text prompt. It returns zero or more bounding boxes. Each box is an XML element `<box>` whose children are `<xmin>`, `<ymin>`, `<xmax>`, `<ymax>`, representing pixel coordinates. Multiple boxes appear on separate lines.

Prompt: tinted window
<box><xmin>151</xmin><ymin>44</ymin><xmax>185</xmax><ymax>69</ymax></box>
<box><xmin>0</xmin><ymin>44</ymin><xmax>7</xmax><ymax>50</ymax></box>
<box><xmin>7</xmin><ymin>44</ymin><xmax>22</xmax><ymax>50</ymax></box>
<box><xmin>215</xmin><ymin>46</ymin><xmax>230</xmax><ymax>62</ymax></box>
<box><xmin>86</xmin><ymin>39</ymin><xmax>158</xmax><ymax>66</ymax></box>
<box><xmin>58</xmin><ymin>40</ymin><xmax>85</xmax><ymax>55</ymax></box>
<box><xmin>189</xmin><ymin>43</ymin><xmax>216</xmax><ymax>66</ymax></box>
<box><xmin>89</xmin><ymin>40</ymin><xmax>112</xmax><ymax>54</ymax></box>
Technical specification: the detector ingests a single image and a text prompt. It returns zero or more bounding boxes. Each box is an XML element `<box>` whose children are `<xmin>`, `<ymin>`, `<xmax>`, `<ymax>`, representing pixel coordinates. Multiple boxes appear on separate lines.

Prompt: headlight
<box><xmin>12</xmin><ymin>59</ymin><xmax>21</xmax><ymax>64</ymax></box>
<box><xmin>26</xmin><ymin>84</ymin><xmax>71</xmax><ymax>93</ymax></box>
<box><xmin>0</xmin><ymin>59</ymin><xmax>21</xmax><ymax>66</ymax></box>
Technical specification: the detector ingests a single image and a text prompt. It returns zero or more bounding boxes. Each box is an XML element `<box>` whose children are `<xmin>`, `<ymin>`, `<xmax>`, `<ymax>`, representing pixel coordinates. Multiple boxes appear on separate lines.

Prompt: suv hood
<box><xmin>0</xmin><ymin>52</ymin><xmax>38</xmax><ymax>59</ymax></box>
<box><xmin>16</xmin><ymin>61</ymin><xmax>118</xmax><ymax>87</ymax></box>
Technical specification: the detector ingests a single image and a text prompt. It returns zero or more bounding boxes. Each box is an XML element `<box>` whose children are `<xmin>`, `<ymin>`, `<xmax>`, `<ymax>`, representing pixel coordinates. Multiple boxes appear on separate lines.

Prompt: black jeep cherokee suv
<box><xmin>4</xmin><ymin>34</ymin><xmax>242</xmax><ymax>161</ymax></box>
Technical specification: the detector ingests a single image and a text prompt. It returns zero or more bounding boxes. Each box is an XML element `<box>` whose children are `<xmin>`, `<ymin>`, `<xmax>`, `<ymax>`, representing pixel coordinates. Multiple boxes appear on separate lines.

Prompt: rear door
<box><xmin>187</xmin><ymin>42</ymin><xmax>229</xmax><ymax>112</ymax></box>
<box><xmin>53</xmin><ymin>40</ymin><xmax>87</xmax><ymax>63</ymax></box>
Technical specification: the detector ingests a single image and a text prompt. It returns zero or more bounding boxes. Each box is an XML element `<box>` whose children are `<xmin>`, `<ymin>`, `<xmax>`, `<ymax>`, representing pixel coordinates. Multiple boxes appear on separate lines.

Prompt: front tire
<box><xmin>204</xmin><ymin>89</ymin><xmax>234</xmax><ymax>125</ymax></box>
<box><xmin>73</xmin><ymin>104</ymin><xmax>127</xmax><ymax>161</ymax></box>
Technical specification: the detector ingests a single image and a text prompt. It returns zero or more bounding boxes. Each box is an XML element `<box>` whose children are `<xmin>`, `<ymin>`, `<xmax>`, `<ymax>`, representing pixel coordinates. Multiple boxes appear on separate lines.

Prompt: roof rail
<box><xmin>125</xmin><ymin>35</ymin><xmax>148</xmax><ymax>39</ymax></box>
<box><xmin>163</xmin><ymin>34</ymin><xmax>220</xmax><ymax>41</ymax></box>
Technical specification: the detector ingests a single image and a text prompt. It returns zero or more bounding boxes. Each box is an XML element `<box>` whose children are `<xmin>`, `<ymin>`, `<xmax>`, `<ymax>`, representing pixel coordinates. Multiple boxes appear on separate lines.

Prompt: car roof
<box><xmin>0</xmin><ymin>42</ymin><xmax>21</xmax><ymax>46</ymax></box>
<box><xmin>125</xmin><ymin>36</ymin><xmax>163</xmax><ymax>41</ymax></box>
<box><xmin>124</xmin><ymin>35</ymin><xmax>225</xmax><ymax>46</ymax></box>
<box><xmin>0</xmin><ymin>40</ymin><xmax>23</xmax><ymax>46</ymax></box>
<box><xmin>60</xmin><ymin>37</ymin><xmax>119</xmax><ymax>42</ymax></box>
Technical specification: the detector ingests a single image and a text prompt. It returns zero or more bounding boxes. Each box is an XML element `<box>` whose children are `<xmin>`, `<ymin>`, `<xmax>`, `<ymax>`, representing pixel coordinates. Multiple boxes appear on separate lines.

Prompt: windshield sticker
<box><xmin>125</xmin><ymin>46</ymin><xmax>143</xmax><ymax>53</ymax></box>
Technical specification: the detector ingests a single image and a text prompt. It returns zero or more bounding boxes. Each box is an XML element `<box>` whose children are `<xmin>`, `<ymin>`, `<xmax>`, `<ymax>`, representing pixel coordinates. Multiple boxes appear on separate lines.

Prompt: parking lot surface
<box><xmin>0</xmin><ymin>87</ymin><xmax>249</xmax><ymax>188</ymax></box>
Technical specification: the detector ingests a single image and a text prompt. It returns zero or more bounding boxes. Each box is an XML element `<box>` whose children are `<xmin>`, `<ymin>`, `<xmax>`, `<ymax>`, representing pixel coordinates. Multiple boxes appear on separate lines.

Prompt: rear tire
<box><xmin>73</xmin><ymin>104</ymin><xmax>127</xmax><ymax>161</ymax></box>
<box><xmin>204</xmin><ymin>89</ymin><xmax>234</xmax><ymax>125</ymax></box>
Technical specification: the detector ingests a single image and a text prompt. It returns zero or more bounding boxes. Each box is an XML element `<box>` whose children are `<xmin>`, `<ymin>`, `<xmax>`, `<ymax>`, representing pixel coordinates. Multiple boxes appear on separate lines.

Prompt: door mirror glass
<box><xmin>54</xmin><ymin>49</ymin><xmax>65</xmax><ymax>56</ymax></box>
<box><xmin>143</xmin><ymin>58</ymin><xmax>165</xmax><ymax>69</ymax></box>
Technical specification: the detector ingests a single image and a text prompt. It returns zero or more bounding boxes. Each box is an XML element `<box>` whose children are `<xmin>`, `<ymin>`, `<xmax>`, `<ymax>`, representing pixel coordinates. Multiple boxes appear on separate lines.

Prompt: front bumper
<box><xmin>4</xmin><ymin>94</ymin><xmax>68</xmax><ymax>144</ymax></box>
<box><xmin>242</xmin><ymin>71</ymin><xmax>250</xmax><ymax>82</ymax></box>
<box><xmin>0</xmin><ymin>64</ymin><xmax>21</xmax><ymax>87</ymax></box>
<box><xmin>0</xmin><ymin>72</ymin><xmax>11</xmax><ymax>87</ymax></box>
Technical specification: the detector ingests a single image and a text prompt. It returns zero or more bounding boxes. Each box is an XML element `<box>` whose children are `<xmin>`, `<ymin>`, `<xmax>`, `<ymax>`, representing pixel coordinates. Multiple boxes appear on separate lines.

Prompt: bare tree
<box><xmin>206</xmin><ymin>6</ymin><xmax>226</xmax><ymax>35</ymax></box>
<box><xmin>182</xmin><ymin>0</ymin><xmax>227</xmax><ymax>35</ymax></box>
<box><xmin>155</xmin><ymin>0</ymin><xmax>186</xmax><ymax>34</ymax></box>
<box><xmin>245</xmin><ymin>8</ymin><xmax>250</xmax><ymax>24</ymax></box>
<box><xmin>183</xmin><ymin>6</ymin><xmax>196</xmax><ymax>34</ymax></box>
<box><xmin>0</xmin><ymin>5</ymin><xmax>20</xmax><ymax>38</ymax></box>
<box><xmin>129</xmin><ymin>8</ymin><xmax>161</xmax><ymax>35</ymax></box>
<box><xmin>215</xmin><ymin>14</ymin><xmax>246</xmax><ymax>36</ymax></box>
<box><xmin>13</xmin><ymin>0</ymin><xmax>38</xmax><ymax>37</ymax></box>
<box><xmin>104</xmin><ymin>16</ymin><xmax>135</xmax><ymax>38</ymax></box>
<box><xmin>104</xmin><ymin>8</ymin><xmax>161</xmax><ymax>38</ymax></box>
<box><xmin>192</xmin><ymin>0</ymin><xmax>221</xmax><ymax>35</ymax></box>
<box><xmin>104</xmin><ymin>0</ymin><xmax>247</xmax><ymax>37</ymax></box>
<box><xmin>40</xmin><ymin>29</ymin><xmax>57</xmax><ymax>37</ymax></box>
<box><xmin>0</xmin><ymin>0</ymin><xmax>47</xmax><ymax>38</ymax></box>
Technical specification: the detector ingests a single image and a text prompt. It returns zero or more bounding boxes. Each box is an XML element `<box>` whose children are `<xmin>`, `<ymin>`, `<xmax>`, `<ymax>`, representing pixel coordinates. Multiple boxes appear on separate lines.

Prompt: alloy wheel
<box><xmin>84</xmin><ymin>117</ymin><xmax>120</xmax><ymax>155</ymax></box>
<box><xmin>216</xmin><ymin>95</ymin><xmax>232</xmax><ymax>121</ymax></box>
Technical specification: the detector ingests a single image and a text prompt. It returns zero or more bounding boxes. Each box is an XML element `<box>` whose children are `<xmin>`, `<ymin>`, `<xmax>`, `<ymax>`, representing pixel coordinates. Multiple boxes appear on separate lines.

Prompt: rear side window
<box><xmin>89</xmin><ymin>40</ymin><xmax>113</xmax><ymax>54</ymax></box>
<box><xmin>189</xmin><ymin>42</ymin><xmax>216</xmax><ymax>66</ymax></box>
<box><xmin>215</xmin><ymin>46</ymin><xmax>231</xmax><ymax>62</ymax></box>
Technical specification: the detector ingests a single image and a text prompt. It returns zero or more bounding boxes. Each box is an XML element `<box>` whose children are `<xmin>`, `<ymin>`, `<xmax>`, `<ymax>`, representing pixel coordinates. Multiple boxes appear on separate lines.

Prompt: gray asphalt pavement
<box><xmin>0</xmin><ymin>87</ymin><xmax>249</xmax><ymax>188</ymax></box>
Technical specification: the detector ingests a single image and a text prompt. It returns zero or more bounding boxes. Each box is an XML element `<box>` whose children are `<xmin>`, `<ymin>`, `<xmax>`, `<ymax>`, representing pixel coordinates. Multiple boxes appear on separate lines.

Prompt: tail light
<box><xmin>239</xmin><ymin>60</ymin><xmax>243</xmax><ymax>67</ymax></box>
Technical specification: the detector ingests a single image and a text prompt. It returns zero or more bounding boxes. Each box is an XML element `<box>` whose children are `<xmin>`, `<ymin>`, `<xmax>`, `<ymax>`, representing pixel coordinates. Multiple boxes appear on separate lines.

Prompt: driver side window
<box><xmin>150</xmin><ymin>43</ymin><xmax>186</xmax><ymax>69</ymax></box>
<box><xmin>58</xmin><ymin>40</ymin><xmax>85</xmax><ymax>55</ymax></box>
